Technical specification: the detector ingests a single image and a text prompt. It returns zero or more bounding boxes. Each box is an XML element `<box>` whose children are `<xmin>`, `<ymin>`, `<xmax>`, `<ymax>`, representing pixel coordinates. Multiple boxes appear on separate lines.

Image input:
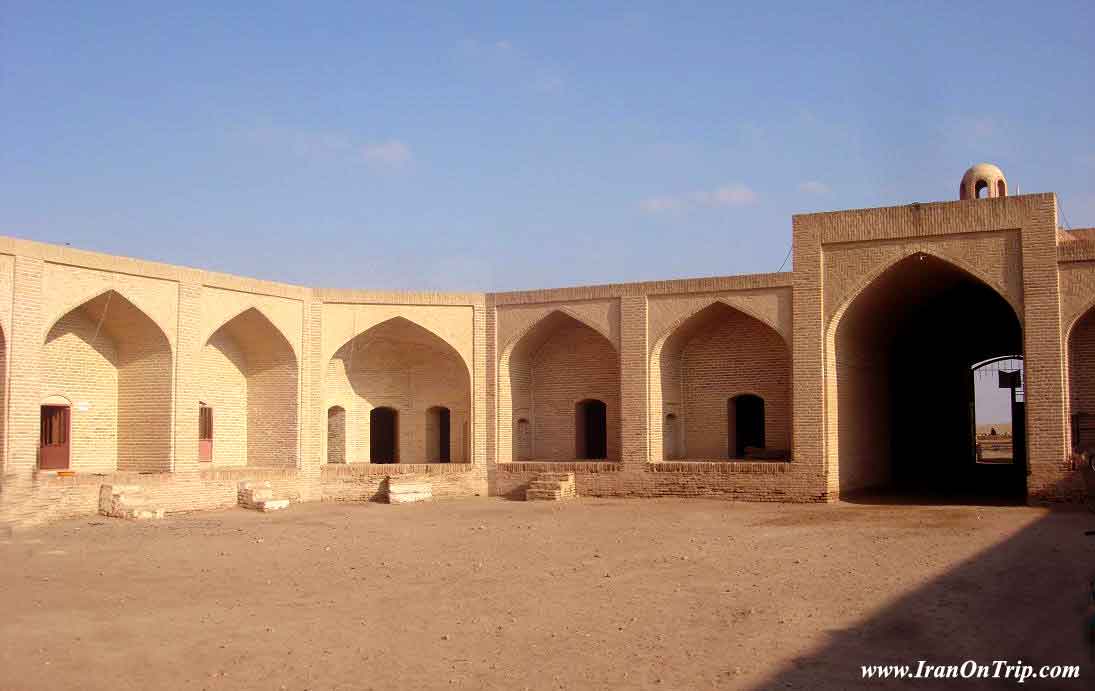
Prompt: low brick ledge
<box><xmin>322</xmin><ymin>463</ymin><xmax>475</xmax><ymax>479</ymax></box>
<box><xmin>647</xmin><ymin>460</ymin><xmax>791</xmax><ymax>474</ymax></box>
<box><xmin>498</xmin><ymin>462</ymin><xmax>622</xmax><ymax>473</ymax></box>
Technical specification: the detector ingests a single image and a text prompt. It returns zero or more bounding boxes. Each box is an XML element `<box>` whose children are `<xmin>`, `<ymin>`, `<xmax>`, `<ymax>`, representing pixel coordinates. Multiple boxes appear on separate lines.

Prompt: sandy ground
<box><xmin>1</xmin><ymin>497</ymin><xmax>1092</xmax><ymax>690</ymax></box>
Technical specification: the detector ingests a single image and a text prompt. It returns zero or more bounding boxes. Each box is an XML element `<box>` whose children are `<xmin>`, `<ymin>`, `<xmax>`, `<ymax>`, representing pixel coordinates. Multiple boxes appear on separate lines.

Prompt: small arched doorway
<box><xmin>327</xmin><ymin>406</ymin><xmax>346</xmax><ymax>464</ymax></box>
<box><xmin>575</xmin><ymin>399</ymin><xmax>608</xmax><ymax>460</ymax></box>
<box><xmin>426</xmin><ymin>406</ymin><xmax>451</xmax><ymax>462</ymax></box>
<box><xmin>663</xmin><ymin>413</ymin><xmax>681</xmax><ymax>460</ymax></box>
<box><xmin>515</xmin><ymin>418</ymin><xmax>531</xmax><ymax>460</ymax></box>
<box><xmin>728</xmin><ymin>395</ymin><xmax>765</xmax><ymax>458</ymax></box>
<box><xmin>370</xmin><ymin>407</ymin><xmax>398</xmax><ymax>463</ymax></box>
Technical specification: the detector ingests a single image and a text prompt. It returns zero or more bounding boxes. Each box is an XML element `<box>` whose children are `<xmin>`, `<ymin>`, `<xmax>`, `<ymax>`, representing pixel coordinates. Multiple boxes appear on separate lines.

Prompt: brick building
<box><xmin>1</xmin><ymin>164</ymin><xmax>1092</xmax><ymax>526</ymax></box>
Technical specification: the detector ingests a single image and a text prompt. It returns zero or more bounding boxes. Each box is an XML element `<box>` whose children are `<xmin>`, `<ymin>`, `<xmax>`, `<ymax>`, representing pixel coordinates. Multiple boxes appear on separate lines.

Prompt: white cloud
<box><xmin>495</xmin><ymin>39</ymin><xmax>512</xmax><ymax>50</ymax></box>
<box><xmin>362</xmin><ymin>139</ymin><xmax>413</xmax><ymax>167</ymax></box>
<box><xmin>696</xmin><ymin>183</ymin><xmax>758</xmax><ymax>207</ymax></box>
<box><xmin>639</xmin><ymin>196</ymin><xmax>683</xmax><ymax>213</ymax></box>
<box><xmin>798</xmin><ymin>180</ymin><xmax>830</xmax><ymax>194</ymax></box>
<box><xmin>640</xmin><ymin>183</ymin><xmax>757</xmax><ymax>214</ymax></box>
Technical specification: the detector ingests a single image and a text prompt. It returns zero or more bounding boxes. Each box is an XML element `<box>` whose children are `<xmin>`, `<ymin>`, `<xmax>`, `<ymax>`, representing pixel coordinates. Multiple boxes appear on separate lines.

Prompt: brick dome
<box><xmin>960</xmin><ymin>163</ymin><xmax>1007</xmax><ymax>200</ymax></box>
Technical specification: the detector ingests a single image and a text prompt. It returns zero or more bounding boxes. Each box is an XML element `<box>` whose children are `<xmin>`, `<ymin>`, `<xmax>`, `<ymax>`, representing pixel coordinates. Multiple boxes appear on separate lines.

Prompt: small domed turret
<box><xmin>960</xmin><ymin>163</ymin><xmax>1007</xmax><ymax>200</ymax></box>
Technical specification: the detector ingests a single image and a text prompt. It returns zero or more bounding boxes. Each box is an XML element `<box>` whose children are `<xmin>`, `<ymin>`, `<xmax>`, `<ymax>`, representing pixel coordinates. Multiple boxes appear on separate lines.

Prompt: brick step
<box><xmin>526</xmin><ymin>489</ymin><xmax>564</xmax><ymax>500</ymax></box>
<box><xmin>386</xmin><ymin>480</ymin><xmax>433</xmax><ymax>504</ymax></box>
<box><xmin>529</xmin><ymin>480</ymin><xmax>568</xmax><ymax>490</ymax></box>
<box><xmin>243</xmin><ymin>498</ymin><xmax>290</xmax><ymax>512</ymax></box>
<box><xmin>534</xmin><ymin>473</ymin><xmax>576</xmax><ymax>482</ymax></box>
<box><xmin>99</xmin><ymin>484</ymin><xmax>166</xmax><ymax>520</ymax></box>
<box><xmin>237</xmin><ymin>481</ymin><xmax>291</xmax><ymax>512</ymax></box>
<box><xmin>525</xmin><ymin>471</ymin><xmax>578</xmax><ymax>501</ymax></box>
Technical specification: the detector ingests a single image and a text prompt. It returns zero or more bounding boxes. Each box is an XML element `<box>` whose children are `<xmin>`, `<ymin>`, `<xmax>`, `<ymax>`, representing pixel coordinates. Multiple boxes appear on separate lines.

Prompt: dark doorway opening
<box><xmin>576</xmin><ymin>399</ymin><xmax>607</xmax><ymax>459</ymax></box>
<box><xmin>39</xmin><ymin>405</ymin><xmax>71</xmax><ymax>470</ymax></box>
<box><xmin>834</xmin><ymin>254</ymin><xmax>1025</xmax><ymax>503</ymax></box>
<box><xmin>729</xmin><ymin>394</ymin><xmax>765</xmax><ymax>457</ymax></box>
<box><xmin>370</xmin><ymin>407</ymin><xmax>398</xmax><ymax>463</ymax></box>
<box><xmin>327</xmin><ymin>406</ymin><xmax>346</xmax><ymax>464</ymax></box>
<box><xmin>428</xmin><ymin>406</ymin><xmax>451</xmax><ymax>462</ymax></box>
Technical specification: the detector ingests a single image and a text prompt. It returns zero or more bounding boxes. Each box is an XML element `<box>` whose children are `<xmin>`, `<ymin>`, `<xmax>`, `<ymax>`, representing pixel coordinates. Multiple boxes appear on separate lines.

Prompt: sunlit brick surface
<box><xmin>2</xmin><ymin>180</ymin><xmax>1094</xmax><ymax>527</ymax></box>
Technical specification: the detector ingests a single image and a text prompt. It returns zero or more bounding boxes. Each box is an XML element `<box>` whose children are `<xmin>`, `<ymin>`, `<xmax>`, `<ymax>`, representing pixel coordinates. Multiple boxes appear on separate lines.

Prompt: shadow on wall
<box><xmin>750</xmin><ymin>506</ymin><xmax>1094</xmax><ymax>689</ymax></box>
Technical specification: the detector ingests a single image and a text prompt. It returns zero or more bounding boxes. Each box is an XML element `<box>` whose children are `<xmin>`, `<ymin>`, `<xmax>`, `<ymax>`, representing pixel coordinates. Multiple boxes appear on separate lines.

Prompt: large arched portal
<box><xmin>1068</xmin><ymin>307</ymin><xmax>1095</xmax><ymax>453</ymax></box>
<box><xmin>43</xmin><ymin>290</ymin><xmax>173</xmax><ymax>472</ymax></box>
<box><xmin>200</xmin><ymin>308</ymin><xmax>299</xmax><ymax>467</ymax></box>
<box><xmin>652</xmin><ymin>302</ymin><xmax>790</xmax><ymax>461</ymax></box>
<box><xmin>830</xmin><ymin>254</ymin><xmax>1025</xmax><ymax>500</ymax></box>
<box><xmin>502</xmin><ymin>311</ymin><xmax>620</xmax><ymax>461</ymax></box>
<box><xmin>326</xmin><ymin>317</ymin><xmax>470</xmax><ymax>463</ymax></box>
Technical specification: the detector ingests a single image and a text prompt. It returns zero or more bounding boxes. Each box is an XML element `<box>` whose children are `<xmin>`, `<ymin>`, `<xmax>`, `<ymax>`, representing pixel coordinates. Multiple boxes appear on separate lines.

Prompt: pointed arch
<box><xmin>498</xmin><ymin>309</ymin><xmax>620</xmax><ymax>463</ymax></box>
<box><xmin>651</xmin><ymin>297</ymin><xmax>790</xmax><ymax>356</ymax></box>
<box><xmin>44</xmin><ymin>286</ymin><xmax>173</xmax><ymax>348</ymax></box>
<box><xmin>825</xmin><ymin>252</ymin><xmax>1025</xmax><ymax>500</ymax></box>
<box><xmin>500</xmin><ymin>307</ymin><xmax>618</xmax><ymax>363</ymax></box>
<box><xmin>649</xmin><ymin>300</ymin><xmax>790</xmax><ymax>461</ymax></box>
<box><xmin>200</xmin><ymin>307</ymin><xmax>299</xmax><ymax>467</ymax></box>
<box><xmin>327</xmin><ymin>315</ymin><xmax>470</xmax><ymax>464</ymax></box>
<box><xmin>330</xmin><ymin>315</ymin><xmax>471</xmax><ymax>374</ymax></box>
<box><xmin>43</xmin><ymin>289</ymin><xmax>174</xmax><ymax>472</ymax></box>
<box><xmin>1067</xmin><ymin>302</ymin><xmax>1095</xmax><ymax>453</ymax></box>
<box><xmin>203</xmin><ymin>304</ymin><xmax>298</xmax><ymax>360</ymax></box>
<box><xmin>0</xmin><ymin>323</ymin><xmax>6</xmax><ymax>474</ymax></box>
<box><xmin>827</xmin><ymin>248</ymin><xmax>1022</xmax><ymax>336</ymax></box>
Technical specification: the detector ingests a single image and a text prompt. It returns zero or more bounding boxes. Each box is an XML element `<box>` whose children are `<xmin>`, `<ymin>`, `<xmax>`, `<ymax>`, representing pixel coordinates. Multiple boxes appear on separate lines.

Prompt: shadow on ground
<box><xmin>752</xmin><ymin>506</ymin><xmax>1095</xmax><ymax>689</ymax></box>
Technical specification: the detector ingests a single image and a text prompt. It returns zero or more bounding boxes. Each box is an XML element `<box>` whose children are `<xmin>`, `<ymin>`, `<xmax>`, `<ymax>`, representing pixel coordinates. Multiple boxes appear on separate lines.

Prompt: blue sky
<box><xmin>2</xmin><ymin>1</ymin><xmax>1093</xmax><ymax>293</ymax></box>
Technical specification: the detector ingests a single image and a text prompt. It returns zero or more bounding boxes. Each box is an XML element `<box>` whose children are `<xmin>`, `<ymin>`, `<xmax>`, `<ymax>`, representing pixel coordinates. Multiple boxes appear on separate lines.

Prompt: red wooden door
<box><xmin>199</xmin><ymin>405</ymin><xmax>213</xmax><ymax>461</ymax></box>
<box><xmin>39</xmin><ymin>405</ymin><xmax>71</xmax><ymax>470</ymax></box>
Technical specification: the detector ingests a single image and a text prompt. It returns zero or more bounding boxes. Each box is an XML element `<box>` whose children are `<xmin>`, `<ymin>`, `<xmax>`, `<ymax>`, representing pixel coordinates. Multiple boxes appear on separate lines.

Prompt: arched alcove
<box><xmin>500</xmin><ymin>311</ymin><xmax>620</xmax><ymax>462</ymax></box>
<box><xmin>327</xmin><ymin>317</ymin><xmax>470</xmax><ymax>463</ymax></box>
<box><xmin>42</xmin><ymin>290</ymin><xmax>173</xmax><ymax>472</ymax></box>
<box><xmin>200</xmin><ymin>308</ymin><xmax>298</xmax><ymax>467</ymax></box>
<box><xmin>1068</xmin><ymin>307</ymin><xmax>1095</xmax><ymax>454</ymax></box>
<box><xmin>829</xmin><ymin>253</ymin><xmax>1025</xmax><ymax>501</ymax></box>
<box><xmin>651</xmin><ymin>302</ymin><xmax>790</xmax><ymax>461</ymax></box>
<box><xmin>327</xmin><ymin>406</ymin><xmax>346</xmax><ymax>464</ymax></box>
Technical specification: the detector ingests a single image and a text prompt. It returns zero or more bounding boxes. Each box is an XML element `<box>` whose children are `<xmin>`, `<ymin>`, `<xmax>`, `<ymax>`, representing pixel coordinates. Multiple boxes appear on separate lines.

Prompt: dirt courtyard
<box><xmin>1</xmin><ymin>498</ymin><xmax>1092</xmax><ymax>690</ymax></box>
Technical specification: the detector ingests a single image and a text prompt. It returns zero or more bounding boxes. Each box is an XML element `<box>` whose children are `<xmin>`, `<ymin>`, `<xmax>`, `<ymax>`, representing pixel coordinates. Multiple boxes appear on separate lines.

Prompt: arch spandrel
<box><xmin>321</xmin><ymin>304</ymin><xmax>474</xmax><ymax>374</ymax></box>
<box><xmin>648</xmin><ymin>291</ymin><xmax>791</xmax><ymax>353</ymax></box>
<box><xmin>43</xmin><ymin>278</ymin><xmax>178</xmax><ymax>348</ymax></box>
<box><xmin>201</xmin><ymin>288</ymin><xmax>302</xmax><ymax>361</ymax></box>
<box><xmin>823</xmin><ymin>236</ymin><xmax>1024</xmax><ymax>329</ymax></box>
<box><xmin>497</xmin><ymin>301</ymin><xmax>619</xmax><ymax>359</ymax></box>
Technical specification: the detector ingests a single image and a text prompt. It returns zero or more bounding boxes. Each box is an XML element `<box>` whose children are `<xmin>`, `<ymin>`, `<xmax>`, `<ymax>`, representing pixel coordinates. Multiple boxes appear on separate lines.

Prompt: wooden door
<box><xmin>199</xmin><ymin>404</ymin><xmax>213</xmax><ymax>461</ymax></box>
<box><xmin>39</xmin><ymin>405</ymin><xmax>71</xmax><ymax>470</ymax></box>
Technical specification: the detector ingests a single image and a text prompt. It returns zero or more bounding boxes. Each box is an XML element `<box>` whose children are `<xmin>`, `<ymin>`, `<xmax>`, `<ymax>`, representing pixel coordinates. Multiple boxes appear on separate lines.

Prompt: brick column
<box><xmin>790</xmin><ymin>216</ymin><xmax>830</xmax><ymax>499</ymax></box>
<box><xmin>172</xmin><ymin>276</ymin><xmax>202</xmax><ymax>473</ymax></box>
<box><xmin>7</xmin><ymin>256</ymin><xmax>43</xmax><ymax>476</ymax></box>
<box><xmin>483</xmin><ymin>297</ymin><xmax>499</xmax><ymax>494</ymax></box>
<box><xmin>1020</xmin><ymin>195</ymin><xmax>1070</xmax><ymax>500</ymax></box>
<box><xmin>298</xmin><ymin>298</ymin><xmax>324</xmax><ymax>499</ymax></box>
<box><xmin>472</xmin><ymin>302</ymin><xmax>489</xmax><ymax>494</ymax></box>
<box><xmin>619</xmin><ymin>296</ymin><xmax>648</xmax><ymax>471</ymax></box>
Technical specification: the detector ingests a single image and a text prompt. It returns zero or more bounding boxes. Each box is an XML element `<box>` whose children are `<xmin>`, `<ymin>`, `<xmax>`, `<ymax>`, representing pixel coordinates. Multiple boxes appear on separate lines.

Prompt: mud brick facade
<box><xmin>1</xmin><ymin>165</ymin><xmax>1091</xmax><ymax>527</ymax></box>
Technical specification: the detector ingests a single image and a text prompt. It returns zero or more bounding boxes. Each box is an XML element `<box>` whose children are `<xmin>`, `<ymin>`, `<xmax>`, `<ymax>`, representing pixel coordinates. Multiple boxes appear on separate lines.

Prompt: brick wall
<box><xmin>200</xmin><ymin>307</ymin><xmax>299</xmax><ymax>468</ymax></box>
<box><xmin>42</xmin><ymin>290</ymin><xmax>173</xmax><ymax>473</ymax></box>
<box><xmin>503</xmin><ymin>311</ymin><xmax>621</xmax><ymax>461</ymax></box>
<box><xmin>653</xmin><ymin>302</ymin><xmax>790</xmax><ymax>460</ymax></box>
<box><xmin>1</xmin><ymin>188</ymin><xmax>1092</xmax><ymax>527</ymax></box>
<box><xmin>325</xmin><ymin>316</ymin><xmax>471</xmax><ymax>464</ymax></box>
